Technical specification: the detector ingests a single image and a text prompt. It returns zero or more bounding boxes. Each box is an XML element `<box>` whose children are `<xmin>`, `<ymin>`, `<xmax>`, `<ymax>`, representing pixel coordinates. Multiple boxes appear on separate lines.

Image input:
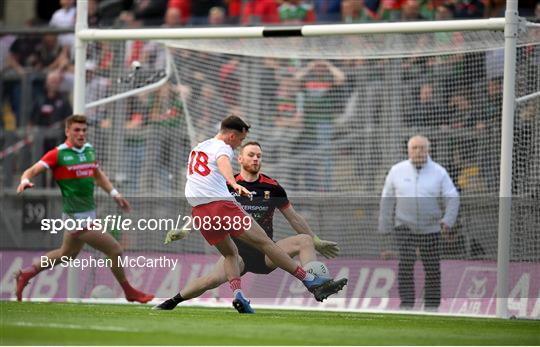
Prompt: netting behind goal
<box><xmin>82</xmin><ymin>27</ymin><xmax>540</xmax><ymax>317</ymax></box>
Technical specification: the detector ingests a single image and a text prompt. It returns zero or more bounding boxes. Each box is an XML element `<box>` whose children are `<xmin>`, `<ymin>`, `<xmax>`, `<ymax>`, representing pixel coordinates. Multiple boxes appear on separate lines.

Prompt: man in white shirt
<box><xmin>179</xmin><ymin>115</ymin><xmax>346</xmax><ymax>314</ymax></box>
<box><xmin>378</xmin><ymin>135</ymin><xmax>460</xmax><ymax>311</ymax></box>
<box><xmin>49</xmin><ymin>0</ymin><xmax>76</xmax><ymax>49</ymax></box>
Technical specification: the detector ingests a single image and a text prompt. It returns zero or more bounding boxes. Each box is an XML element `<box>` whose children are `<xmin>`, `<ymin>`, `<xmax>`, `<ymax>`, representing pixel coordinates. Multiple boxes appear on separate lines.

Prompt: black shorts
<box><xmin>237</xmin><ymin>242</ymin><xmax>274</xmax><ymax>275</ymax></box>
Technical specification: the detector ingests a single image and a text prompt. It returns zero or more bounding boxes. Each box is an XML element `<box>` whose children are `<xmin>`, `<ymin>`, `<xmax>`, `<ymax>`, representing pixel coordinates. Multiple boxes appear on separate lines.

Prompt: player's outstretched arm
<box><xmin>281</xmin><ymin>204</ymin><xmax>340</xmax><ymax>259</ymax></box>
<box><xmin>16</xmin><ymin>162</ymin><xmax>47</xmax><ymax>194</ymax></box>
<box><xmin>216</xmin><ymin>155</ymin><xmax>252</xmax><ymax>198</ymax></box>
<box><xmin>94</xmin><ymin>168</ymin><xmax>131</xmax><ymax>212</ymax></box>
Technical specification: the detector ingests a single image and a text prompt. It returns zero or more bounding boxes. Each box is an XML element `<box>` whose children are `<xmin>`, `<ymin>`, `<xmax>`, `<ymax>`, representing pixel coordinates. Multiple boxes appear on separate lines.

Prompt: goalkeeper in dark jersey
<box><xmin>154</xmin><ymin>141</ymin><xmax>343</xmax><ymax>310</ymax></box>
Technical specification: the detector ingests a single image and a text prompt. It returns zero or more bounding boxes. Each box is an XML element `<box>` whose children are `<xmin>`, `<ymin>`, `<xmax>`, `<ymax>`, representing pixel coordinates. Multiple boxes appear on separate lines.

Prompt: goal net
<box><xmin>77</xmin><ymin>25</ymin><xmax>540</xmax><ymax>317</ymax></box>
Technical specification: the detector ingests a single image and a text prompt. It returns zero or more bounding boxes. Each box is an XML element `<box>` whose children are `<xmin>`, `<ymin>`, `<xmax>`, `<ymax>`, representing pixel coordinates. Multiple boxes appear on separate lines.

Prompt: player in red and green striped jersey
<box><xmin>15</xmin><ymin>114</ymin><xmax>154</xmax><ymax>304</ymax></box>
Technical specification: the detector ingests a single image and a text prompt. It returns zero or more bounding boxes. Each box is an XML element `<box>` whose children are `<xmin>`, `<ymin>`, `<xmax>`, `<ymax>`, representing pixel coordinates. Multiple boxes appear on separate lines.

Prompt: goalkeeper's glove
<box><xmin>313</xmin><ymin>235</ymin><xmax>339</xmax><ymax>259</ymax></box>
<box><xmin>164</xmin><ymin>227</ymin><xmax>192</xmax><ymax>244</ymax></box>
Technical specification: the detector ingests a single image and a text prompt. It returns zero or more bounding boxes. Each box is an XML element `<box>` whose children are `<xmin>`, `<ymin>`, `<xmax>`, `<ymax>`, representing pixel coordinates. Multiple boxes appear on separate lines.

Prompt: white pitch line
<box><xmin>7</xmin><ymin>321</ymin><xmax>136</xmax><ymax>333</ymax></box>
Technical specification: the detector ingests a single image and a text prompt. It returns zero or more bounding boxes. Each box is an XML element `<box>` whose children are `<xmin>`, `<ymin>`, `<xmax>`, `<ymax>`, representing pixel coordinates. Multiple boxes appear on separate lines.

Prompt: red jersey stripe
<box><xmin>259</xmin><ymin>174</ymin><xmax>279</xmax><ymax>186</ymax></box>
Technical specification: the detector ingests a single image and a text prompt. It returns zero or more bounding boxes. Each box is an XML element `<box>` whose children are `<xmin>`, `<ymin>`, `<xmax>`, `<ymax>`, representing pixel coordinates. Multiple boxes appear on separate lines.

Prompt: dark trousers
<box><xmin>395</xmin><ymin>226</ymin><xmax>441</xmax><ymax>309</ymax></box>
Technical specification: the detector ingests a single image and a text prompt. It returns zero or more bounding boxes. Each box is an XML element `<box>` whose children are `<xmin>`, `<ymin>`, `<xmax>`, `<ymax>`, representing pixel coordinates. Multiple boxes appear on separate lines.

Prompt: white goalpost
<box><xmin>70</xmin><ymin>0</ymin><xmax>540</xmax><ymax>319</ymax></box>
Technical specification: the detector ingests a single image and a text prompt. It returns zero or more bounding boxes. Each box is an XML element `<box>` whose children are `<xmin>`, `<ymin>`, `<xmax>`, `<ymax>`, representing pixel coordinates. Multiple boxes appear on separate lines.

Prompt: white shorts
<box><xmin>62</xmin><ymin>210</ymin><xmax>97</xmax><ymax>234</ymax></box>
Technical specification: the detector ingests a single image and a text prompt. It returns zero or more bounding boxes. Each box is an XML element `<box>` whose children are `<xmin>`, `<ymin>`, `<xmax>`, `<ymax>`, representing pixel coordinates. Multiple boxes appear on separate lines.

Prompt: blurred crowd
<box><xmin>42</xmin><ymin>0</ymin><xmax>535</xmax><ymax>28</ymax></box>
<box><xmin>2</xmin><ymin>0</ymin><xmax>539</xmax><ymax>129</ymax></box>
<box><xmin>1</xmin><ymin>0</ymin><xmax>540</xmax><ymax>195</ymax></box>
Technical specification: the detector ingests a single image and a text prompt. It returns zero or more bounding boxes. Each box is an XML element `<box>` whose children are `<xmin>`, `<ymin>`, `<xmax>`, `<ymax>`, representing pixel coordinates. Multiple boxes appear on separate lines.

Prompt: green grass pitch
<box><xmin>1</xmin><ymin>301</ymin><xmax>538</xmax><ymax>345</ymax></box>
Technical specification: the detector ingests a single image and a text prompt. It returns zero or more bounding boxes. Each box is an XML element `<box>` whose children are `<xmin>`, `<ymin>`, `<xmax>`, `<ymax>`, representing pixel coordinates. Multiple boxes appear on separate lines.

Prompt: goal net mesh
<box><xmin>81</xmin><ymin>27</ymin><xmax>540</xmax><ymax>316</ymax></box>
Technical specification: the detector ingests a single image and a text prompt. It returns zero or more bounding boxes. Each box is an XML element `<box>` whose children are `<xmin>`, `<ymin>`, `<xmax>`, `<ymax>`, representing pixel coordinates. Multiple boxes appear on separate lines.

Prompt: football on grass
<box><xmin>304</xmin><ymin>261</ymin><xmax>331</xmax><ymax>279</ymax></box>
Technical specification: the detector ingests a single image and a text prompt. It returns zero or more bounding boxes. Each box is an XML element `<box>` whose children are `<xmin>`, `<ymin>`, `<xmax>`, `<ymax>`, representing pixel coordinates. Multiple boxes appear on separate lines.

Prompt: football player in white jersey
<box><xmin>156</xmin><ymin>141</ymin><xmax>346</xmax><ymax>312</ymax></box>
<box><xmin>157</xmin><ymin>115</ymin><xmax>346</xmax><ymax>313</ymax></box>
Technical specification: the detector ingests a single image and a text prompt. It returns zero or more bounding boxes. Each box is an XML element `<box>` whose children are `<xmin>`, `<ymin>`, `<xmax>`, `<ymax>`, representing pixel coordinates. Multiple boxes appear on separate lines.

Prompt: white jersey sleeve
<box><xmin>185</xmin><ymin>138</ymin><xmax>235</xmax><ymax>206</ymax></box>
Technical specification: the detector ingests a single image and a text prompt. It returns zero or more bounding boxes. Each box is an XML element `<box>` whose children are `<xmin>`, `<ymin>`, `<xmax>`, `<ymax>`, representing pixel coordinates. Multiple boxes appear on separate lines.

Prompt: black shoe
<box><xmin>312</xmin><ymin>278</ymin><xmax>348</xmax><ymax>302</ymax></box>
<box><xmin>152</xmin><ymin>298</ymin><xmax>179</xmax><ymax>310</ymax></box>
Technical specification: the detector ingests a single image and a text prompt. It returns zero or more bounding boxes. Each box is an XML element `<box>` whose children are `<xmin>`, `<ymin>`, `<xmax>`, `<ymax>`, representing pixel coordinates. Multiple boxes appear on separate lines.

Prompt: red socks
<box><xmin>16</xmin><ymin>265</ymin><xmax>40</xmax><ymax>301</ymax></box>
<box><xmin>120</xmin><ymin>280</ymin><xmax>136</xmax><ymax>295</ymax></box>
<box><xmin>22</xmin><ymin>265</ymin><xmax>39</xmax><ymax>277</ymax></box>
<box><xmin>229</xmin><ymin>277</ymin><xmax>242</xmax><ymax>293</ymax></box>
<box><xmin>293</xmin><ymin>266</ymin><xmax>308</xmax><ymax>281</ymax></box>
<box><xmin>120</xmin><ymin>280</ymin><xmax>154</xmax><ymax>303</ymax></box>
